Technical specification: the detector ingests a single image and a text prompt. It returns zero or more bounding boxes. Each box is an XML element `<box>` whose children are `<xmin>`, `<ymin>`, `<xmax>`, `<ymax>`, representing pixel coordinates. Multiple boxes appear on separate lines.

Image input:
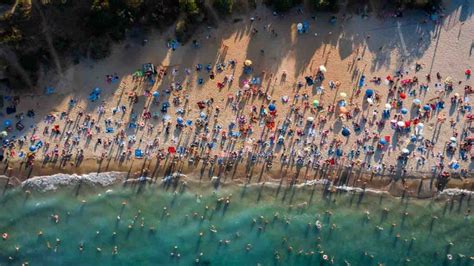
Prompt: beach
<box><xmin>1</xmin><ymin>2</ymin><xmax>473</xmax><ymax>193</ymax></box>
<box><xmin>0</xmin><ymin>0</ymin><xmax>474</xmax><ymax>264</ymax></box>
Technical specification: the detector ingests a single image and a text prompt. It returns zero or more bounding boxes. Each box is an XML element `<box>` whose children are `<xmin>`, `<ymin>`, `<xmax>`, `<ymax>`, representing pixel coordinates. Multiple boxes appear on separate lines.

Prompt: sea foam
<box><xmin>21</xmin><ymin>172</ymin><xmax>126</xmax><ymax>192</ymax></box>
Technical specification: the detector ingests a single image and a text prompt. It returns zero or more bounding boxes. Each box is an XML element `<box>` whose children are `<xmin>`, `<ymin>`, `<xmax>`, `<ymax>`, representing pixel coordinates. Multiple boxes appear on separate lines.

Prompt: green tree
<box><xmin>124</xmin><ymin>0</ymin><xmax>144</xmax><ymax>9</ymax></box>
<box><xmin>264</xmin><ymin>0</ymin><xmax>302</xmax><ymax>12</ymax></box>
<box><xmin>179</xmin><ymin>0</ymin><xmax>200</xmax><ymax>16</ymax></box>
<box><xmin>213</xmin><ymin>0</ymin><xmax>233</xmax><ymax>14</ymax></box>
<box><xmin>313</xmin><ymin>0</ymin><xmax>338</xmax><ymax>12</ymax></box>
<box><xmin>91</xmin><ymin>0</ymin><xmax>109</xmax><ymax>11</ymax></box>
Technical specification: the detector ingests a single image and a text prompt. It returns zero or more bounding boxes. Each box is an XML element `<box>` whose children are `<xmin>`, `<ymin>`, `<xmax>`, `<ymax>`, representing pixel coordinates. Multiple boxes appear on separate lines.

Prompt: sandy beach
<box><xmin>0</xmin><ymin>1</ymin><xmax>473</xmax><ymax>195</ymax></box>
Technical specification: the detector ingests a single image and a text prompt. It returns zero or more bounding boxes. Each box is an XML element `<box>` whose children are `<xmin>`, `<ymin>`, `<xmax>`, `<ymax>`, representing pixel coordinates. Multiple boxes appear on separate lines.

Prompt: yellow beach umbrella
<box><xmin>244</xmin><ymin>60</ymin><xmax>252</xmax><ymax>67</ymax></box>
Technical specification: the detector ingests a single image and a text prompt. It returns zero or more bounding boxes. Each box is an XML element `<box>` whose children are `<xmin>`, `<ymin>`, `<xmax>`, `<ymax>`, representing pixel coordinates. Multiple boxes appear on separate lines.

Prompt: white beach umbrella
<box><xmin>319</xmin><ymin>65</ymin><xmax>327</xmax><ymax>73</ymax></box>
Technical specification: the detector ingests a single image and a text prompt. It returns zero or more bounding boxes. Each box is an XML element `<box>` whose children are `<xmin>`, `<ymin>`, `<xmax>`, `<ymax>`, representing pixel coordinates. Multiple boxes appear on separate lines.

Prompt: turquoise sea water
<box><xmin>0</xmin><ymin>181</ymin><xmax>473</xmax><ymax>265</ymax></box>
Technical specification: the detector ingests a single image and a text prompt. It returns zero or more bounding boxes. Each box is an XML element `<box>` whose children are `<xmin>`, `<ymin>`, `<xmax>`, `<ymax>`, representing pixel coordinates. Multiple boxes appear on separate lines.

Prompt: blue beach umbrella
<box><xmin>29</xmin><ymin>145</ymin><xmax>37</xmax><ymax>152</ymax></box>
<box><xmin>341</xmin><ymin>127</ymin><xmax>351</xmax><ymax>137</ymax></box>
<box><xmin>401</xmin><ymin>108</ymin><xmax>408</xmax><ymax>114</ymax></box>
<box><xmin>177</xmin><ymin>117</ymin><xmax>184</xmax><ymax>125</ymax></box>
<box><xmin>365</xmin><ymin>89</ymin><xmax>374</xmax><ymax>98</ymax></box>
<box><xmin>413</xmin><ymin>98</ymin><xmax>421</xmax><ymax>105</ymax></box>
<box><xmin>423</xmin><ymin>105</ymin><xmax>431</xmax><ymax>111</ymax></box>
<box><xmin>186</xmin><ymin>120</ymin><xmax>193</xmax><ymax>126</ymax></box>
<box><xmin>3</xmin><ymin>120</ymin><xmax>12</xmax><ymax>127</ymax></box>
<box><xmin>451</xmin><ymin>162</ymin><xmax>460</xmax><ymax>170</ymax></box>
<box><xmin>379</xmin><ymin>139</ymin><xmax>387</xmax><ymax>145</ymax></box>
<box><xmin>152</xmin><ymin>91</ymin><xmax>159</xmax><ymax>97</ymax></box>
<box><xmin>268</xmin><ymin>103</ymin><xmax>276</xmax><ymax>112</ymax></box>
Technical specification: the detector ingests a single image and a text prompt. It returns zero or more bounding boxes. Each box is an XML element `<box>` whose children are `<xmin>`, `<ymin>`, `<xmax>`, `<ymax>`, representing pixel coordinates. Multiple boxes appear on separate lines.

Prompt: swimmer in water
<box><xmin>51</xmin><ymin>214</ymin><xmax>60</xmax><ymax>223</ymax></box>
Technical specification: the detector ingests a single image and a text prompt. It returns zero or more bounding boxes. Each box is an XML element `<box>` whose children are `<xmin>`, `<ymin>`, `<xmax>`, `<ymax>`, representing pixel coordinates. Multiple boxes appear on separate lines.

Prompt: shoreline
<box><xmin>2</xmin><ymin>156</ymin><xmax>472</xmax><ymax>200</ymax></box>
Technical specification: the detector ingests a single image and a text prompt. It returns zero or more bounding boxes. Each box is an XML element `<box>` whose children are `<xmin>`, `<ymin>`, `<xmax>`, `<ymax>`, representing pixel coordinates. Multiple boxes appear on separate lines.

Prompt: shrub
<box><xmin>313</xmin><ymin>0</ymin><xmax>339</xmax><ymax>12</ymax></box>
<box><xmin>179</xmin><ymin>0</ymin><xmax>200</xmax><ymax>16</ymax></box>
<box><xmin>124</xmin><ymin>0</ymin><xmax>144</xmax><ymax>9</ymax></box>
<box><xmin>264</xmin><ymin>0</ymin><xmax>302</xmax><ymax>12</ymax></box>
<box><xmin>175</xmin><ymin>18</ymin><xmax>189</xmax><ymax>42</ymax></box>
<box><xmin>396</xmin><ymin>0</ymin><xmax>441</xmax><ymax>9</ymax></box>
<box><xmin>213</xmin><ymin>0</ymin><xmax>233</xmax><ymax>14</ymax></box>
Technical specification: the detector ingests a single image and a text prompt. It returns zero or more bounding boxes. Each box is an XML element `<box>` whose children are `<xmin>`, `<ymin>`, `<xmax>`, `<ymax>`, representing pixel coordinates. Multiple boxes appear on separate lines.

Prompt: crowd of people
<box><xmin>0</xmin><ymin>14</ymin><xmax>472</xmax><ymax>193</ymax></box>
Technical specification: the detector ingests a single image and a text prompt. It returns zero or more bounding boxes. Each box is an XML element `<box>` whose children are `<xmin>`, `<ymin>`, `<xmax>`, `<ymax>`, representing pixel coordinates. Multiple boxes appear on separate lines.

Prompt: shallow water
<box><xmin>0</xmin><ymin>180</ymin><xmax>473</xmax><ymax>265</ymax></box>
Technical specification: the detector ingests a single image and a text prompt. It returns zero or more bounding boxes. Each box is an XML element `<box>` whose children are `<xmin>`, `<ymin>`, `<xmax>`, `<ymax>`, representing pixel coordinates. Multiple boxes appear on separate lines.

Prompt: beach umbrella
<box><xmin>244</xmin><ymin>60</ymin><xmax>252</xmax><ymax>67</ymax></box>
<box><xmin>319</xmin><ymin>65</ymin><xmax>327</xmax><ymax>73</ymax></box>
<box><xmin>413</xmin><ymin>98</ymin><xmax>421</xmax><ymax>105</ymax></box>
<box><xmin>339</xmin><ymin>92</ymin><xmax>347</xmax><ymax>98</ymax></box>
<box><xmin>379</xmin><ymin>139</ymin><xmax>387</xmax><ymax>145</ymax></box>
<box><xmin>243</xmin><ymin>83</ymin><xmax>250</xmax><ymax>90</ymax></box>
<box><xmin>401</xmin><ymin>108</ymin><xmax>408</xmax><ymax>114</ymax></box>
<box><xmin>385</xmin><ymin>103</ymin><xmax>392</xmax><ymax>110</ymax></box>
<box><xmin>162</xmin><ymin>114</ymin><xmax>171</xmax><ymax>121</ymax></box>
<box><xmin>307</xmin><ymin>116</ymin><xmax>314</xmax><ymax>122</ymax></box>
<box><xmin>423</xmin><ymin>105</ymin><xmax>431</xmax><ymax>111</ymax></box>
<box><xmin>3</xmin><ymin>120</ymin><xmax>12</xmax><ymax>127</ymax></box>
<box><xmin>29</xmin><ymin>145</ymin><xmax>37</xmax><ymax>152</ymax></box>
<box><xmin>399</xmin><ymin>92</ymin><xmax>407</xmax><ymax>99</ymax></box>
<box><xmin>416</xmin><ymin>123</ymin><xmax>424</xmax><ymax>129</ymax></box>
<box><xmin>297</xmin><ymin>23</ymin><xmax>303</xmax><ymax>31</ymax></box>
<box><xmin>450</xmin><ymin>137</ymin><xmax>457</xmax><ymax>142</ymax></box>
<box><xmin>268</xmin><ymin>103</ymin><xmax>276</xmax><ymax>112</ymax></box>
<box><xmin>0</xmin><ymin>131</ymin><xmax>7</xmax><ymax>137</ymax></box>
<box><xmin>451</xmin><ymin>162</ymin><xmax>460</xmax><ymax>170</ymax></box>
<box><xmin>365</xmin><ymin>89</ymin><xmax>374</xmax><ymax>98</ymax></box>
<box><xmin>341</xmin><ymin>127</ymin><xmax>351</xmax><ymax>137</ymax></box>
<box><xmin>168</xmin><ymin>146</ymin><xmax>176</xmax><ymax>154</ymax></box>
<box><xmin>152</xmin><ymin>91</ymin><xmax>159</xmax><ymax>97</ymax></box>
<box><xmin>397</xmin><ymin>121</ymin><xmax>405</xmax><ymax>127</ymax></box>
<box><xmin>312</xmin><ymin>99</ymin><xmax>319</xmax><ymax>107</ymax></box>
<box><xmin>402</xmin><ymin>148</ymin><xmax>410</xmax><ymax>154</ymax></box>
<box><xmin>186</xmin><ymin>120</ymin><xmax>193</xmax><ymax>126</ymax></box>
<box><xmin>177</xmin><ymin>117</ymin><xmax>184</xmax><ymax>125</ymax></box>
